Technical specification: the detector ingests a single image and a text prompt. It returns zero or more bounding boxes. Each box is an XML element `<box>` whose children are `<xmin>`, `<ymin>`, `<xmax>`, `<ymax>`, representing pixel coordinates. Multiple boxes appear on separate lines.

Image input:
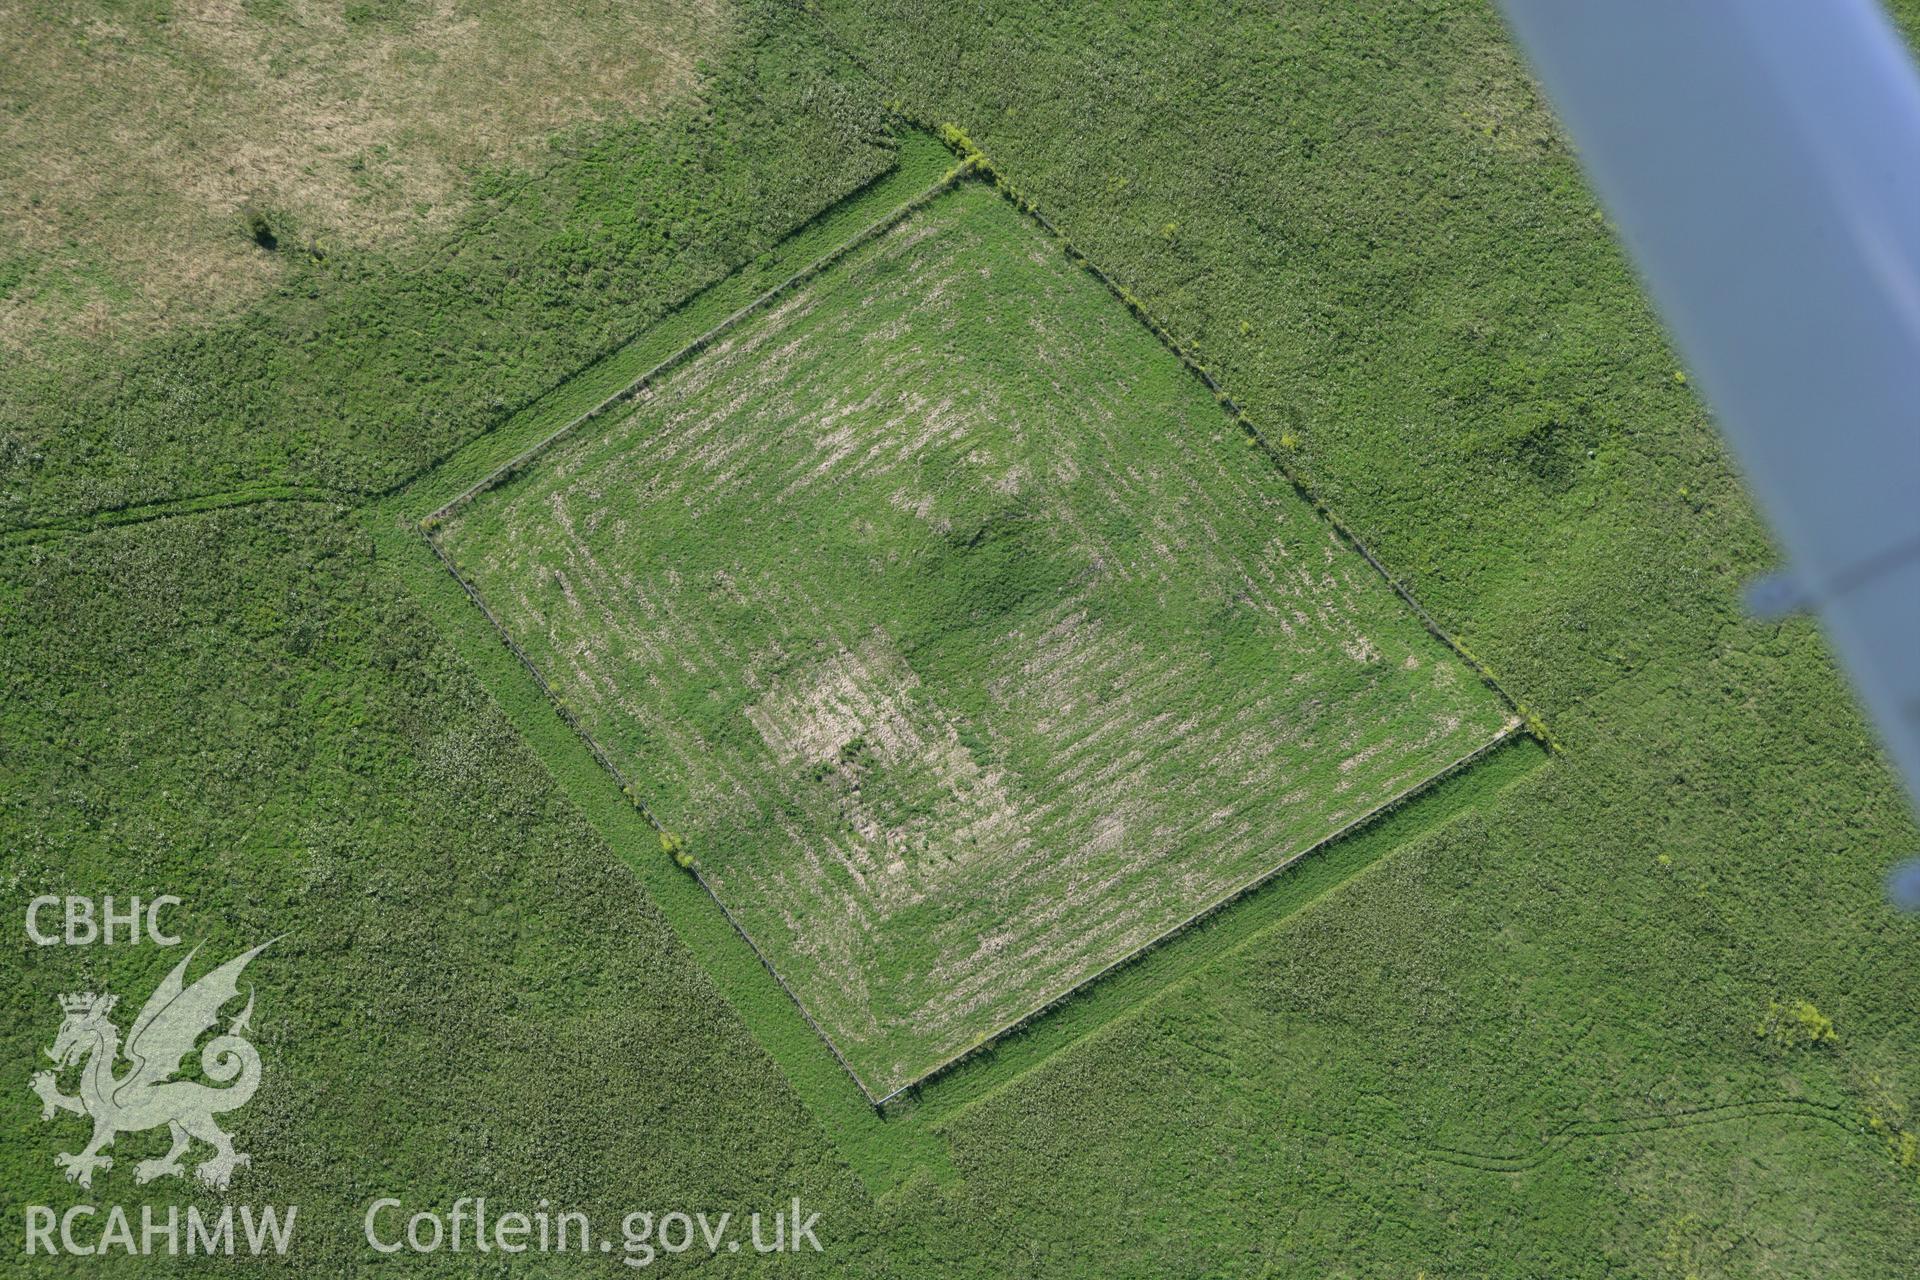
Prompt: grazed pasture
<box><xmin>439</xmin><ymin>178</ymin><xmax>1514</xmax><ymax>1095</ymax></box>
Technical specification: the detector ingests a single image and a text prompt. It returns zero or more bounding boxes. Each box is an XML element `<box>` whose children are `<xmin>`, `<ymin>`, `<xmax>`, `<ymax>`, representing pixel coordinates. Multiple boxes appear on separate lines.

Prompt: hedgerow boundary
<box><xmin>0</xmin><ymin>484</ymin><xmax>349</xmax><ymax>548</ymax></box>
<box><xmin>869</xmin><ymin>718</ymin><xmax>1525</xmax><ymax>1105</ymax></box>
<box><xmin>417</xmin><ymin>160</ymin><xmax>971</xmax><ymax>534</ymax></box>
<box><xmin>422</xmin><ymin>165</ymin><xmax>1537</xmax><ymax>1109</ymax></box>
<box><xmin>388</xmin><ymin>130</ymin><xmax>958</xmax><ymax>523</ymax></box>
<box><xmin>931</xmin><ymin>123</ymin><xmax>1556</xmax><ymax>753</ymax></box>
<box><xmin>419</xmin><ymin>529</ymin><xmax>880</xmax><ymax>1101</ymax></box>
<box><xmin>416</xmin><ymin>157</ymin><xmax>976</xmax><ymax>1107</ymax></box>
<box><xmin>813</xmin><ymin>0</ymin><xmax>1554</xmax><ymax>729</ymax></box>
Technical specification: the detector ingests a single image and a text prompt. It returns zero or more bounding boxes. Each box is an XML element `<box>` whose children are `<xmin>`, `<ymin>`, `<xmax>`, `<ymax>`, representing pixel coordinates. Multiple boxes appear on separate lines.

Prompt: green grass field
<box><xmin>436</xmin><ymin>177</ymin><xmax>1514</xmax><ymax>1096</ymax></box>
<box><xmin>4</xmin><ymin>0</ymin><xmax>1917</xmax><ymax>1275</ymax></box>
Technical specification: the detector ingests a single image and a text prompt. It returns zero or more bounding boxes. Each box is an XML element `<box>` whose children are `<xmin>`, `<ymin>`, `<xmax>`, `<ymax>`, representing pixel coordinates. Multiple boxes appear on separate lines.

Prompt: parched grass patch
<box><xmin>436</xmin><ymin>177</ymin><xmax>1516</xmax><ymax>1098</ymax></box>
<box><xmin>0</xmin><ymin>0</ymin><xmax>725</xmax><ymax>353</ymax></box>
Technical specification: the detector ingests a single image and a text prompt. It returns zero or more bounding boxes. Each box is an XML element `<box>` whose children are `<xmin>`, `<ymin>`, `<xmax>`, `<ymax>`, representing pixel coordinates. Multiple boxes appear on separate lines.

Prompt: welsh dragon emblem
<box><xmin>30</xmin><ymin>942</ymin><xmax>272</xmax><ymax>1190</ymax></box>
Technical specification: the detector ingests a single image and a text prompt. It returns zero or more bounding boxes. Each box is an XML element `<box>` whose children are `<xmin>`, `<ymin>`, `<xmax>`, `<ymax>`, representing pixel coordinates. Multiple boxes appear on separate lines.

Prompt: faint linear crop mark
<box><xmin>0</xmin><ymin>486</ymin><xmax>348</xmax><ymax>547</ymax></box>
<box><xmin>1421</xmin><ymin>1097</ymin><xmax>1861</xmax><ymax>1174</ymax></box>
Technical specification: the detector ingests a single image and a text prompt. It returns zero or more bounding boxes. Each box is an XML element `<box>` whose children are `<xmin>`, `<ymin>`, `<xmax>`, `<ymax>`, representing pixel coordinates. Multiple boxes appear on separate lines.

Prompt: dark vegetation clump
<box><xmin>242</xmin><ymin>206</ymin><xmax>278</xmax><ymax>251</ymax></box>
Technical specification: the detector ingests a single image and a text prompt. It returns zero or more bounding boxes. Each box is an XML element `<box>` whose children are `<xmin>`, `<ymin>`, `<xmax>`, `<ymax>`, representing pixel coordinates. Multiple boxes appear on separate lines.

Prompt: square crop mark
<box><xmin>435</xmin><ymin>177</ymin><xmax>1518</xmax><ymax>1099</ymax></box>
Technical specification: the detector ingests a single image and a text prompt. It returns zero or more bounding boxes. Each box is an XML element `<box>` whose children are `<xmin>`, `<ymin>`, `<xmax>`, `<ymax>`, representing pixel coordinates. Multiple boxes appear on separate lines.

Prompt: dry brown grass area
<box><xmin>0</xmin><ymin>0</ymin><xmax>727</xmax><ymax>350</ymax></box>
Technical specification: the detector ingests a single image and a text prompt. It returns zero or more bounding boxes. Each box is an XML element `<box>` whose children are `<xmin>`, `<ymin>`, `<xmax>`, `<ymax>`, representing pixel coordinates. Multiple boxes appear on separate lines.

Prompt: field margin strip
<box><xmin>870</xmin><ymin>718</ymin><xmax>1526</xmax><ymax>1105</ymax></box>
<box><xmin>420</xmin><ymin>528</ymin><xmax>888</xmax><ymax>1103</ymax></box>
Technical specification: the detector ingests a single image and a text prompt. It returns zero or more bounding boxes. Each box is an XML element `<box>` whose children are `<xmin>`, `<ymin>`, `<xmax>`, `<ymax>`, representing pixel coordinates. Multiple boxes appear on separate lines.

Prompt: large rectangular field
<box><xmin>436</xmin><ymin>177</ymin><xmax>1516</xmax><ymax>1097</ymax></box>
